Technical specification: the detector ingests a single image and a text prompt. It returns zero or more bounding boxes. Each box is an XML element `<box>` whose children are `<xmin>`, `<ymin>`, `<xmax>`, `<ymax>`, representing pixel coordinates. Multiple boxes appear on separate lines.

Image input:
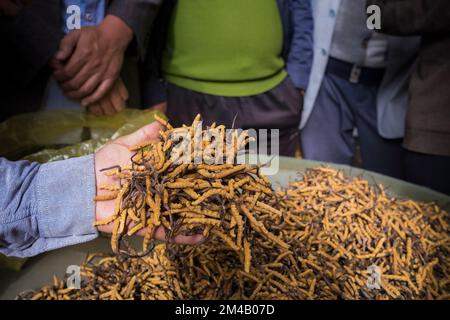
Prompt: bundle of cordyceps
<box><xmin>94</xmin><ymin>114</ymin><xmax>287</xmax><ymax>266</ymax></box>
<box><xmin>20</xmin><ymin>116</ymin><xmax>450</xmax><ymax>300</ymax></box>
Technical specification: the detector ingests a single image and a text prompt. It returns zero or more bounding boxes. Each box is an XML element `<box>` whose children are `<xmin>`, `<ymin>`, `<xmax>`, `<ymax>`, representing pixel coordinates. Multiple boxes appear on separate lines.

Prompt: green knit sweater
<box><xmin>162</xmin><ymin>0</ymin><xmax>287</xmax><ymax>97</ymax></box>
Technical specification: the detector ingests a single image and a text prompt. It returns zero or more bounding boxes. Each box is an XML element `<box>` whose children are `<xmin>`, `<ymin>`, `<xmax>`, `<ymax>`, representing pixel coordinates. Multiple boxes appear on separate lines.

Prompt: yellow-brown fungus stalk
<box><xmin>21</xmin><ymin>117</ymin><xmax>449</xmax><ymax>300</ymax></box>
<box><xmin>93</xmin><ymin>115</ymin><xmax>287</xmax><ymax>262</ymax></box>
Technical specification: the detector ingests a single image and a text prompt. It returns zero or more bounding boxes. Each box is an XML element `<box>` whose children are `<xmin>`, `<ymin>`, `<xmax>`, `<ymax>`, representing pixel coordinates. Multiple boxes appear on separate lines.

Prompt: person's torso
<box><xmin>161</xmin><ymin>0</ymin><xmax>286</xmax><ymax>97</ymax></box>
<box><xmin>330</xmin><ymin>0</ymin><xmax>389</xmax><ymax>68</ymax></box>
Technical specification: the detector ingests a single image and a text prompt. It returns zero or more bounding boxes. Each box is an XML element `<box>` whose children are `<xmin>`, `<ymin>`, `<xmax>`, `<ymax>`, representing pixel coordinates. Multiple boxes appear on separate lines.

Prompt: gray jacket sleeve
<box><xmin>0</xmin><ymin>156</ymin><xmax>98</xmax><ymax>258</ymax></box>
<box><xmin>107</xmin><ymin>0</ymin><xmax>164</xmax><ymax>59</ymax></box>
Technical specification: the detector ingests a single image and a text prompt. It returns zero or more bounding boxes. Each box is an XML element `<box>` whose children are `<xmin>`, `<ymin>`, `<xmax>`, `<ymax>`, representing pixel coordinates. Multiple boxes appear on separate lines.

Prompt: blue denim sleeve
<box><xmin>0</xmin><ymin>155</ymin><xmax>98</xmax><ymax>258</ymax></box>
<box><xmin>286</xmin><ymin>0</ymin><xmax>314</xmax><ymax>91</ymax></box>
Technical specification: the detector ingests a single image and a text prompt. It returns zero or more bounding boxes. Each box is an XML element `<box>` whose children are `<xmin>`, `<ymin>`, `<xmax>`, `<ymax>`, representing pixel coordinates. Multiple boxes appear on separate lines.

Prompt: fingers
<box><xmin>154</xmin><ymin>227</ymin><xmax>206</xmax><ymax>245</ymax></box>
<box><xmin>63</xmin><ymin>72</ymin><xmax>102</xmax><ymax>100</ymax></box>
<box><xmin>53</xmin><ymin>28</ymin><xmax>101</xmax><ymax>96</ymax></box>
<box><xmin>86</xmin><ymin>79</ymin><xmax>127</xmax><ymax>116</ymax></box>
<box><xmin>173</xmin><ymin>233</ymin><xmax>206</xmax><ymax>245</ymax></box>
<box><xmin>117</xmin><ymin>78</ymin><xmax>129</xmax><ymax>101</ymax></box>
<box><xmin>54</xmin><ymin>43</ymin><xmax>91</xmax><ymax>83</ymax></box>
<box><xmin>116</xmin><ymin>121</ymin><xmax>162</xmax><ymax>146</ymax></box>
<box><xmin>53</xmin><ymin>30</ymin><xmax>81</xmax><ymax>63</ymax></box>
<box><xmin>52</xmin><ymin>25</ymin><xmax>125</xmax><ymax>105</ymax></box>
<box><xmin>59</xmin><ymin>63</ymin><xmax>98</xmax><ymax>93</ymax></box>
<box><xmin>98</xmin><ymin>93</ymin><xmax>116</xmax><ymax>116</ymax></box>
<box><xmin>109</xmin><ymin>83</ymin><xmax>126</xmax><ymax>113</ymax></box>
<box><xmin>87</xmin><ymin>104</ymin><xmax>103</xmax><ymax>116</ymax></box>
<box><xmin>81</xmin><ymin>78</ymin><xmax>115</xmax><ymax>107</ymax></box>
<box><xmin>49</xmin><ymin>57</ymin><xmax>64</xmax><ymax>70</ymax></box>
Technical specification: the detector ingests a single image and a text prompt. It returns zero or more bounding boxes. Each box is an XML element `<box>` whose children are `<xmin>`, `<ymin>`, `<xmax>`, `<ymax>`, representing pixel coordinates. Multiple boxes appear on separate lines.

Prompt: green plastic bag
<box><xmin>0</xmin><ymin>255</ymin><xmax>27</xmax><ymax>271</ymax></box>
<box><xmin>0</xmin><ymin>109</ymin><xmax>162</xmax><ymax>162</ymax></box>
<box><xmin>0</xmin><ymin>109</ymin><xmax>162</xmax><ymax>270</ymax></box>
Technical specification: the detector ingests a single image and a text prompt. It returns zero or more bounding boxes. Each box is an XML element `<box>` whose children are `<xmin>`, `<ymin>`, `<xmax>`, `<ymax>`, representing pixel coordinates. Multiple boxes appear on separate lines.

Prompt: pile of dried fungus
<box><xmin>20</xmin><ymin>116</ymin><xmax>450</xmax><ymax>300</ymax></box>
<box><xmin>94</xmin><ymin>114</ymin><xmax>286</xmax><ymax>267</ymax></box>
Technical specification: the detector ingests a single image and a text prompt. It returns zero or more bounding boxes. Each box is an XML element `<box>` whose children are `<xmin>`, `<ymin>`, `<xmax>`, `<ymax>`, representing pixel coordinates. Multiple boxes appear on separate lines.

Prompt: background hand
<box><xmin>94</xmin><ymin>122</ymin><xmax>204</xmax><ymax>245</ymax></box>
<box><xmin>87</xmin><ymin>78</ymin><xmax>128</xmax><ymax>116</ymax></box>
<box><xmin>51</xmin><ymin>15</ymin><xmax>133</xmax><ymax>107</ymax></box>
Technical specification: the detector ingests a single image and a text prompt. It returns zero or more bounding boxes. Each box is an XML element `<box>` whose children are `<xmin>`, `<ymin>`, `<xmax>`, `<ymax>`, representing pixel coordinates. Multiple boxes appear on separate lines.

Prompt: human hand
<box><xmin>94</xmin><ymin>122</ymin><xmax>204</xmax><ymax>245</ymax></box>
<box><xmin>87</xmin><ymin>78</ymin><xmax>128</xmax><ymax>116</ymax></box>
<box><xmin>51</xmin><ymin>15</ymin><xmax>133</xmax><ymax>107</ymax></box>
<box><xmin>0</xmin><ymin>0</ymin><xmax>31</xmax><ymax>16</ymax></box>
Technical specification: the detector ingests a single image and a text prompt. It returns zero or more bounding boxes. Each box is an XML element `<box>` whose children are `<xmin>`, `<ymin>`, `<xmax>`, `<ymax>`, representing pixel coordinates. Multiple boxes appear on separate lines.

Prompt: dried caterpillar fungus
<box><xmin>94</xmin><ymin>114</ymin><xmax>288</xmax><ymax>268</ymax></box>
<box><xmin>20</xmin><ymin>116</ymin><xmax>450</xmax><ymax>300</ymax></box>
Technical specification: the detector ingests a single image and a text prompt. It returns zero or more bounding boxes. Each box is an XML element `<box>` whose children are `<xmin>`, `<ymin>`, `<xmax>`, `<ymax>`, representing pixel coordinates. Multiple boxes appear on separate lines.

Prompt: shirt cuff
<box><xmin>286</xmin><ymin>63</ymin><xmax>310</xmax><ymax>91</ymax></box>
<box><xmin>35</xmin><ymin>155</ymin><xmax>98</xmax><ymax>253</ymax></box>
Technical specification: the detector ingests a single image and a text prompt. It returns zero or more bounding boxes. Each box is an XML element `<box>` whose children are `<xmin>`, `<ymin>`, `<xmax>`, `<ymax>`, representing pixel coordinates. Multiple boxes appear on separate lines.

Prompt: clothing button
<box><xmin>85</xmin><ymin>13</ymin><xmax>94</xmax><ymax>22</ymax></box>
<box><xmin>329</xmin><ymin>9</ymin><xmax>336</xmax><ymax>18</ymax></box>
<box><xmin>321</xmin><ymin>48</ymin><xmax>328</xmax><ymax>56</ymax></box>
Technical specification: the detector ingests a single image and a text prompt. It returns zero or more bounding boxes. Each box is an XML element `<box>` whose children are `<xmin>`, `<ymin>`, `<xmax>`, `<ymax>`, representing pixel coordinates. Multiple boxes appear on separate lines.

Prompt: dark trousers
<box><xmin>166</xmin><ymin>77</ymin><xmax>302</xmax><ymax>157</ymax></box>
<box><xmin>300</xmin><ymin>59</ymin><xmax>405</xmax><ymax>179</ymax></box>
<box><xmin>405</xmin><ymin>151</ymin><xmax>450</xmax><ymax>195</ymax></box>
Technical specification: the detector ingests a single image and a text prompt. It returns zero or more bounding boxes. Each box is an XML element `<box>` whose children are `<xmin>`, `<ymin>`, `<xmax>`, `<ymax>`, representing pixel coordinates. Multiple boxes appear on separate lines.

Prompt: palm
<box><xmin>95</xmin><ymin>141</ymin><xmax>133</xmax><ymax>233</ymax></box>
<box><xmin>93</xmin><ymin>122</ymin><xmax>204</xmax><ymax>245</ymax></box>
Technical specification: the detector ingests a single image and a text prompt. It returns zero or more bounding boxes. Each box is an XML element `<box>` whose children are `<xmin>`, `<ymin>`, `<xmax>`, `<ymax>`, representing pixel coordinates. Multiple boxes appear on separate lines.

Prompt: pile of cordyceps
<box><xmin>93</xmin><ymin>114</ymin><xmax>287</xmax><ymax>269</ymax></box>
<box><xmin>20</xmin><ymin>116</ymin><xmax>449</xmax><ymax>300</ymax></box>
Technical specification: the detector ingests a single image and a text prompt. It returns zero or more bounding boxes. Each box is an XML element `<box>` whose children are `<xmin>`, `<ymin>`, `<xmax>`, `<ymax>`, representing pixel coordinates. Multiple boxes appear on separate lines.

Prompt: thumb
<box><xmin>116</xmin><ymin>121</ymin><xmax>162</xmax><ymax>147</ymax></box>
<box><xmin>55</xmin><ymin>30</ymin><xmax>81</xmax><ymax>61</ymax></box>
